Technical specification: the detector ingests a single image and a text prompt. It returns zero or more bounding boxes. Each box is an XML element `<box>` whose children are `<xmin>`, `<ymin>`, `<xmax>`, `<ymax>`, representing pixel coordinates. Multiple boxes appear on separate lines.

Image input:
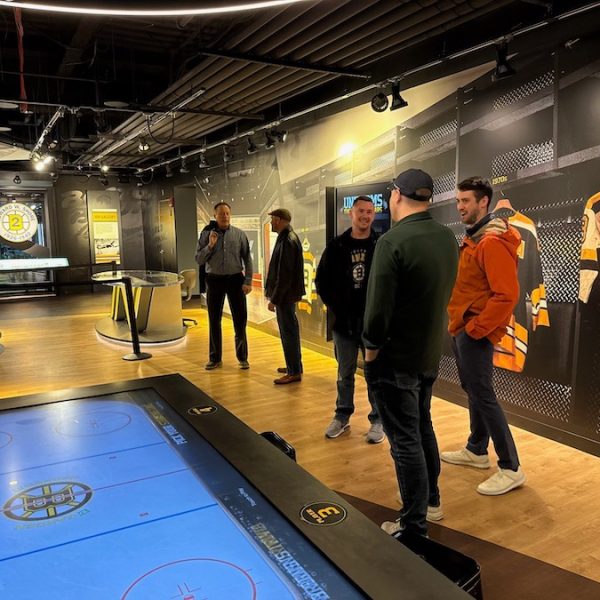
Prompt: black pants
<box><xmin>206</xmin><ymin>273</ymin><xmax>248</xmax><ymax>363</ymax></box>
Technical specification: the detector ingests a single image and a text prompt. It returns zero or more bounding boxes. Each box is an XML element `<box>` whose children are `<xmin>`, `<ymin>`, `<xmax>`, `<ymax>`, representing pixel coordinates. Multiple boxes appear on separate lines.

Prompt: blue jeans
<box><xmin>452</xmin><ymin>331</ymin><xmax>520</xmax><ymax>471</ymax></box>
<box><xmin>275</xmin><ymin>303</ymin><xmax>303</xmax><ymax>376</ymax></box>
<box><xmin>365</xmin><ymin>358</ymin><xmax>440</xmax><ymax>536</ymax></box>
<box><xmin>332</xmin><ymin>330</ymin><xmax>379</xmax><ymax>424</ymax></box>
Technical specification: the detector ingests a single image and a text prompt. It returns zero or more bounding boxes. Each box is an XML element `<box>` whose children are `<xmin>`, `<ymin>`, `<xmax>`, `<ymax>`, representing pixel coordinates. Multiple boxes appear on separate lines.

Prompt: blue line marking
<box><xmin>0</xmin><ymin>441</ymin><xmax>167</xmax><ymax>477</ymax></box>
<box><xmin>0</xmin><ymin>503</ymin><xmax>219</xmax><ymax>563</ymax></box>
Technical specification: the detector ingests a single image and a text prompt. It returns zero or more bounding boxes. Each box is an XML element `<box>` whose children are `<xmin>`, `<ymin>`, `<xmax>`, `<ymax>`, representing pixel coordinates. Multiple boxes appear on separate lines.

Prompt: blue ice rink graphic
<box><xmin>0</xmin><ymin>390</ymin><xmax>363</xmax><ymax>599</ymax></box>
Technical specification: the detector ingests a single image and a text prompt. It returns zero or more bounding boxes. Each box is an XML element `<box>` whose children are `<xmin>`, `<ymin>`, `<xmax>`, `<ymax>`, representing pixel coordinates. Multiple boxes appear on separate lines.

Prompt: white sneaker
<box><xmin>325</xmin><ymin>419</ymin><xmax>350</xmax><ymax>439</ymax></box>
<box><xmin>477</xmin><ymin>467</ymin><xmax>526</xmax><ymax>496</ymax></box>
<box><xmin>381</xmin><ymin>519</ymin><xmax>404</xmax><ymax>535</ymax></box>
<box><xmin>426</xmin><ymin>504</ymin><xmax>444</xmax><ymax>522</ymax></box>
<box><xmin>366</xmin><ymin>422</ymin><xmax>385</xmax><ymax>444</ymax></box>
<box><xmin>440</xmin><ymin>448</ymin><xmax>490</xmax><ymax>469</ymax></box>
<box><xmin>395</xmin><ymin>492</ymin><xmax>444</xmax><ymax>522</ymax></box>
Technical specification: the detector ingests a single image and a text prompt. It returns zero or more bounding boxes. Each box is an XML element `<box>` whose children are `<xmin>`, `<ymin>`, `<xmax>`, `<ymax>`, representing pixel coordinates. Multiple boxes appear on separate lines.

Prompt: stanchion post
<box><xmin>121</xmin><ymin>276</ymin><xmax>152</xmax><ymax>361</ymax></box>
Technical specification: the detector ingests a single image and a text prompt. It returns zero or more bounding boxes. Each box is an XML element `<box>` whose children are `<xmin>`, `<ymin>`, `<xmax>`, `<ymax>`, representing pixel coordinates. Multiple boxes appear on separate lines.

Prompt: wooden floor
<box><xmin>1</xmin><ymin>293</ymin><xmax>600</xmax><ymax>586</ymax></box>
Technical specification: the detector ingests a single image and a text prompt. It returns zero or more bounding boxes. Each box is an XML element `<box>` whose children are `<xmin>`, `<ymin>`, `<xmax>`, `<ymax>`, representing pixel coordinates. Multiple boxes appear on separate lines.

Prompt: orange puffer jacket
<box><xmin>448</xmin><ymin>219</ymin><xmax>520</xmax><ymax>344</ymax></box>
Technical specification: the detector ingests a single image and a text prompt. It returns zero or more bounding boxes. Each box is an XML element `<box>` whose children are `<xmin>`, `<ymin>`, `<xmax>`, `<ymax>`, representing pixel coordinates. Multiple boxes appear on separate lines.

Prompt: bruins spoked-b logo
<box><xmin>300</xmin><ymin>501</ymin><xmax>347</xmax><ymax>526</ymax></box>
<box><xmin>3</xmin><ymin>481</ymin><xmax>93</xmax><ymax>521</ymax></box>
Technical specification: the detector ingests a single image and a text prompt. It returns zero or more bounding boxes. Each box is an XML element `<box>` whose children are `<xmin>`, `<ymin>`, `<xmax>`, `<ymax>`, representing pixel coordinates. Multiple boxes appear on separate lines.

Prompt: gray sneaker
<box><xmin>325</xmin><ymin>419</ymin><xmax>350</xmax><ymax>439</ymax></box>
<box><xmin>366</xmin><ymin>422</ymin><xmax>385</xmax><ymax>444</ymax></box>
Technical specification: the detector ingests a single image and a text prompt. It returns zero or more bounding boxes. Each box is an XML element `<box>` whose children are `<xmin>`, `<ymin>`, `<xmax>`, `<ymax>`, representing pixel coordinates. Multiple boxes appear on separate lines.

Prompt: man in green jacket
<box><xmin>363</xmin><ymin>169</ymin><xmax>458</xmax><ymax>537</ymax></box>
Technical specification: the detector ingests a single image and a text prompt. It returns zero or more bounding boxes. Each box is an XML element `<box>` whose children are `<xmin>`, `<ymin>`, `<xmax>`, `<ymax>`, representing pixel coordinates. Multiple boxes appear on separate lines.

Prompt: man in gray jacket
<box><xmin>265</xmin><ymin>208</ymin><xmax>306</xmax><ymax>384</ymax></box>
<box><xmin>196</xmin><ymin>202</ymin><xmax>253</xmax><ymax>371</ymax></box>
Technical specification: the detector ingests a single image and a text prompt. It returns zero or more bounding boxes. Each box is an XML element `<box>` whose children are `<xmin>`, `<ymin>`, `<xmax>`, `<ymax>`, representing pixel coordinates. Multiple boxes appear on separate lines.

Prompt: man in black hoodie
<box><xmin>316</xmin><ymin>196</ymin><xmax>383</xmax><ymax>443</ymax></box>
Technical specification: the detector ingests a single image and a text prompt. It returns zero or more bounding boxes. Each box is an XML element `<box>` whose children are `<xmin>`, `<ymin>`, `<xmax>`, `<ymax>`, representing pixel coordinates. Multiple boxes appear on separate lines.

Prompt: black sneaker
<box><xmin>239</xmin><ymin>361</ymin><xmax>250</xmax><ymax>370</ymax></box>
<box><xmin>205</xmin><ymin>361</ymin><xmax>222</xmax><ymax>371</ymax></box>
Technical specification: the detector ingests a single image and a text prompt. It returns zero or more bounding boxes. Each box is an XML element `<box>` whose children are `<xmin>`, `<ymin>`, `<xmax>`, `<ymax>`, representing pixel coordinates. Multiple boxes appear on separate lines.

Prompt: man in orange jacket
<box><xmin>443</xmin><ymin>177</ymin><xmax>526</xmax><ymax>496</ymax></box>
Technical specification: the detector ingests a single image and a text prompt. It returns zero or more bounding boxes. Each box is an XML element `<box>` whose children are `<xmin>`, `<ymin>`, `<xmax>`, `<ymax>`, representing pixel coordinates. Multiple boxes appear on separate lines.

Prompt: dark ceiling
<box><xmin>0</xmin><ymin>0</ymin><xmax>597</xmax><ymax>176</ymax></box>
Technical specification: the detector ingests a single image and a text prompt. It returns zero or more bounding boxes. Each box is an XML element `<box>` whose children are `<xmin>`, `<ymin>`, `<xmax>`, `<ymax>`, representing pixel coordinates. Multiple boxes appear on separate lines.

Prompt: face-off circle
<box><xmin>3</xmin><ymin>481</ymin><xmax>93</xmax><ymax>521</ymax></box>
<box><xmin>121</xmin><ymin>558</ymin><xmax>258</xmax><ymax>600</ymax></box>
<box><xmin>0</xmin><ymin>431</ymin><xmax>12</xmax><ymax>449</ymax></box>
<box><xmin>55</xmin><ymin>411</ymin><xmax>132</xmax><ymax>437</ymax></box>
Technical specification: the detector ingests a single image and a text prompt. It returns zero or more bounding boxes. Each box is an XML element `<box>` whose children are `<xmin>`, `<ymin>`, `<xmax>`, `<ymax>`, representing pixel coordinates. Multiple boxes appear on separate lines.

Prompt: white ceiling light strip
<box><xmin>0</xmin><ymin>1</ymin><xmax>310</xmax><ymax>17</ymax></box>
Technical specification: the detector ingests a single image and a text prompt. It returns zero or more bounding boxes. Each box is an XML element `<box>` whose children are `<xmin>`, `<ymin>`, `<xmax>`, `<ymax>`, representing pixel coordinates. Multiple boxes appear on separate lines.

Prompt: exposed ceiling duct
<box><xmin>0</xmin><ymin>0</ymin><xmax>598</xmax><ymax>175</ymax></box>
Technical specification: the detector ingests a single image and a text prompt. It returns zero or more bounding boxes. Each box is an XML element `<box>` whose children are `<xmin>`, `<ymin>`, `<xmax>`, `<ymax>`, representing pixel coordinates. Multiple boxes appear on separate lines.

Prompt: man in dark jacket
<box><xmin>363</xmin><ymin>169</ymin><xmax>459</xmax><ymax>538</ymax></box>
<box><xmin>265</xmin><ymin>208</ymin><xmax>306</xmax><ymax>384</ymax></box>
<box><xmin>315</xmin><ymin>196</ymin><xmax>383</xmax><ymax>443</ymax></box>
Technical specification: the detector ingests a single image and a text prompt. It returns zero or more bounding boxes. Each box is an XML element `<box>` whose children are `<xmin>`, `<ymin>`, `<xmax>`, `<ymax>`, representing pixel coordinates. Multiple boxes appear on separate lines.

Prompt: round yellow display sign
<box><xmin>0</xmin><ymin>202</ymin><xmax>39</xmax><ymax>243</ymax></box>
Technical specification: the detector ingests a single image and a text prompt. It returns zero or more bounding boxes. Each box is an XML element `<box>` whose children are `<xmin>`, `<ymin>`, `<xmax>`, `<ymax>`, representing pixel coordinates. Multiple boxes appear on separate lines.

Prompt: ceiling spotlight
<box><xmin>137</xmin><ymin>137</ymin><xmax>150</xmax><ymax>153</ymax></box>
<box><xmin>246</xmin><ymin>138</ymin><xmax>258</xmax><ymax>155</ymax></box>
<box><xmin>265</xmin><ymin>131</ymin><xmax>276</xmax><ymax>149</ymax></box>
<box><xmin>371</xmin><ymin>92</ymin><xmax>389</xmax><ymax>113</ymax></box>
<box><xmin>34</xmin><ymin>161</ymin><xmax>47</xmax><ymax>172</ymax></box>
<box><xmin>13</xmin><ymin>175</ymin><xmax>21</xmax><ymax>184</ymax></box>
<box><xmin>100</xmin><ymin>164</ymin><xmax>109</xmax><ymax>173</ymax></box>
<box><xmin>273</xmin><ymin>130</ymin><xmax>287</xmax><ymax>143</ymax></box>
<box><xmin>165</xmin><ymin>164</ymin><xmax>173</xmax><ymax>178</ymax></box>
<box><xmin>0</xmin><ymin>125</ymin><xmax>12</xmax><ymax>132</ymax></box>
<box><xmin>180</xmin><ymin>158</ymin><xmax>189</xmax><ymax>174</ymax></box>
<box><xmin>390</xmin><ymin>82</ymin><xmax>408</xmax><ymax>110</ymax></box>
<box><xmin>198</xmin><ymin>153</ymin><xmax>208</xmax><ymax>169</ymax></box>
<box><xmin>492</xmin><ymin>41</ymin><xmax>516</xmax><ymax>81</ymax></box>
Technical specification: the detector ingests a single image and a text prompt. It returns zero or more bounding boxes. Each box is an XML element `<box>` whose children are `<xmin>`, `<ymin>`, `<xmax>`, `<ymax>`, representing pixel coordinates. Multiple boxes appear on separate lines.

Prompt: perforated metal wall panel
<box><xmin>438</xmin><ymin>356</ymin><xmax>572</xmax><ymax>422</ymax></box>
<box><xmin>420</xmin><ymin>120</ymin><xmax>457</xmax><ymax>147</ymax></box>
<box><xmin>536</xmin><ymin>217</ymin><xmax>582</xmax><ymax>303</ymax></box>
<box><xmin>439</xmin><ymin>354</ymin><xmax>461</xmax><ymax>386</ymax></box>
<box><xmin>492</xmin><ymin>140</ymin><xmax>554</xmax><ymax>178</ymax></box>
<box><xmin>493</xmin><ymin>369</ymin><xmax>571</xmax><ymax>422</ymax></box>
<box><xmin>433</xmin><ymin>171</ymin><xmax>456</xmax><ymax>196</ymax></box>
<box><xmin>369</xmin><ymin>151</ymin><xmax>396</xmax><ymax>174</ymax></box>
<box><xmin>492</xmin><ymin>71</ymin><xmax>554</xmax><ymax>111</ymax></box>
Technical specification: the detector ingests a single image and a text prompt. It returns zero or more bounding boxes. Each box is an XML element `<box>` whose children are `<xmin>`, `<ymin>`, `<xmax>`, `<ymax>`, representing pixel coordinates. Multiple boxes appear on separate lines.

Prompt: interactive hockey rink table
<box><xmin>0</xmin><ymin>374</ymin><xmax>469</xmax><ymax>599</ymax></box>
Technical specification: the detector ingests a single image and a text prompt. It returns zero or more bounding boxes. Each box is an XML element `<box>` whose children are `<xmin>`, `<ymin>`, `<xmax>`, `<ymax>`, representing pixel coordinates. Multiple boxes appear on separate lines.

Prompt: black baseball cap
<box><xmin>389</xmin><ymin>168</ymin><xmax>433</xmax><ymax>201</ymax></box>
<box><xmin>268</xmin><ymin>208</ymin><xmax>292</xmax><ymax>222</ymax></box>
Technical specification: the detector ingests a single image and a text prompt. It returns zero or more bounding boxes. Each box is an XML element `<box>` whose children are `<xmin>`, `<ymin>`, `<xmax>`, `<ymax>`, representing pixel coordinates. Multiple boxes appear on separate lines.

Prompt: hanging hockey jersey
<box><xmin>579</xmin><ymin>192</ymin><xmax>600</xmax><ymax>303</ymax></box>
<box><xmin>493</xmin><ymin>211</ymin><xmax>550</xmax><ymax>372</ymax></box>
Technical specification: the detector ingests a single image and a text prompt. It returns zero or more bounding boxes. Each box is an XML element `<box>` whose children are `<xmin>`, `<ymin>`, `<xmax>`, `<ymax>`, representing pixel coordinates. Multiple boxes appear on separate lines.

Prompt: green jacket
<box><xmin>363</xmin><ymin>212</ymin><xmax>459</xmax><ymax>373</ymax></box>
